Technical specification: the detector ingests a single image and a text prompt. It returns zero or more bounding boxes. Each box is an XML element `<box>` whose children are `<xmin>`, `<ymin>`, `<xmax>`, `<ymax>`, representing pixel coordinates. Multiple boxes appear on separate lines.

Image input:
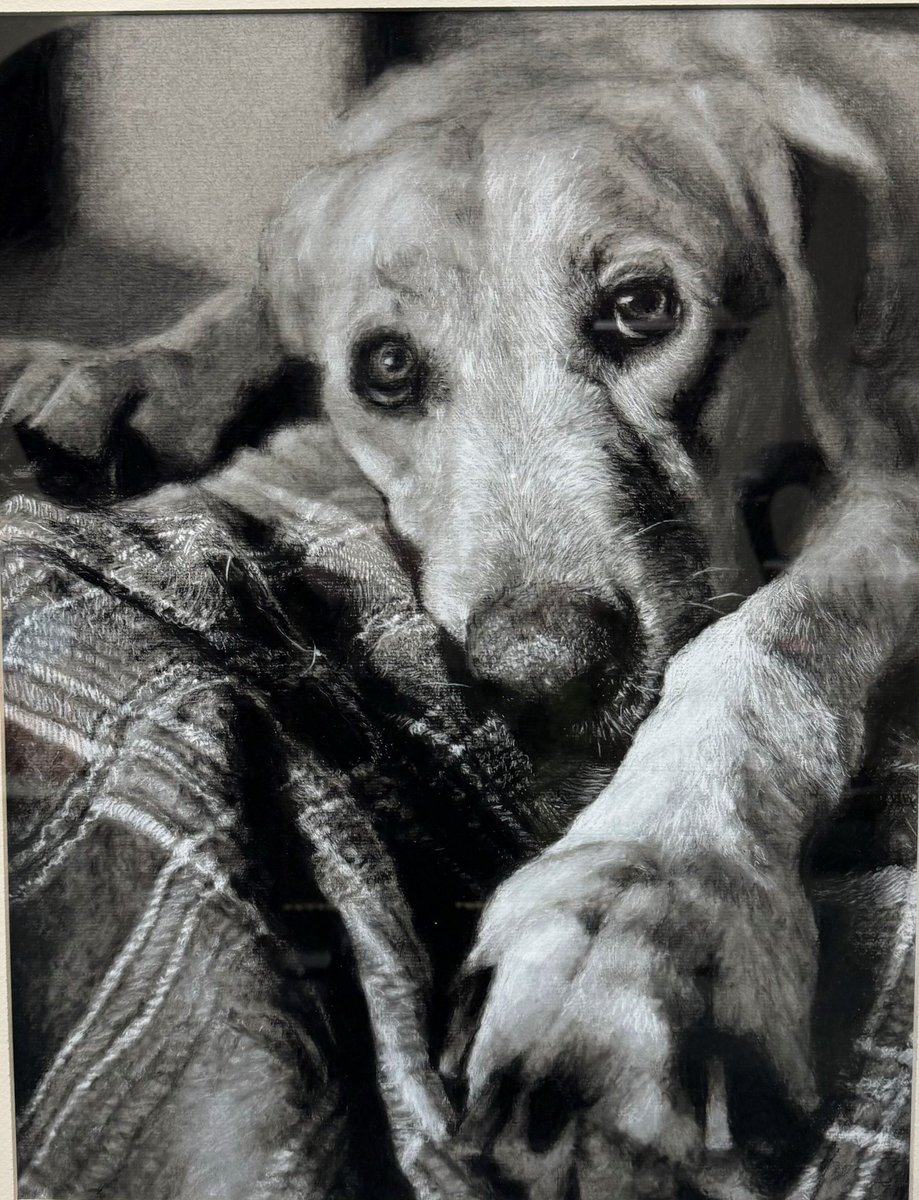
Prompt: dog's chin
<box><xmin>469</xmin><ymin>658</ymin><xmax>660</xmax><ymax>771</ymax></box>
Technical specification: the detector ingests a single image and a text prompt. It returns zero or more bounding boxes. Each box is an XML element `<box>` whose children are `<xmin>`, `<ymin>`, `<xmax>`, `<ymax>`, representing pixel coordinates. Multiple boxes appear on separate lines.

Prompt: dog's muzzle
<box><xmin>464</xmin><ymin>583</ymin><xmax>640</xmax><ymax>724</ymax></box>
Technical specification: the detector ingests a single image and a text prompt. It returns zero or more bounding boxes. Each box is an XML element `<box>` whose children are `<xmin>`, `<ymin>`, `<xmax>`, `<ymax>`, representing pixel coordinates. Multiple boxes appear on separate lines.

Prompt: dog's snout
<box><xmin>465</xmin><ymin>584</ymin><xmax>637</xmax><ymax>705</ymax></box>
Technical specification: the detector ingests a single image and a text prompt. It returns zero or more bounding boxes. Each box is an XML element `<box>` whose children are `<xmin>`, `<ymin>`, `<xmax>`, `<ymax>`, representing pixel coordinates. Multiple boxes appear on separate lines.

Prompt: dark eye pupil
<box><xmin>589</xmin><ymin>277</ymin><xmax>680</xmax><ymax>357</ymax></box>
<box><xmin>374</xmin><ymin>344</ymin><xmax>409</xmax><ymax>376</ymax></box>
<box><xmin>618</xmin><ymin>285</ymin><xmax>666</xmax><ymax>319</ymax></box>
<box><xmin>352</xmin><ymin>333</ymin><xmax>423</xmax><ymax>407</ymax></box>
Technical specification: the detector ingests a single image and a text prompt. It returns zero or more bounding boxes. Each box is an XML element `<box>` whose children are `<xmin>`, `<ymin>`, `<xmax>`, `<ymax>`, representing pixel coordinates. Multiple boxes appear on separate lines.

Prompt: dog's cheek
<box><xmin>320</xmin><ymin>392</ymin><xmax>413</xmax><ymax>492</ymax></box>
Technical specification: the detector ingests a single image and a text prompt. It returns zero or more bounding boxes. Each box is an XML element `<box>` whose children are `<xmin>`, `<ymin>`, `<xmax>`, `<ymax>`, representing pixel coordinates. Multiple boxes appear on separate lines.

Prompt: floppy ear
<box><xmin>0</xmin><ymin>249</ymin><xmax>312</xmax><ymax>503</ymax></box>
<box><xmin>745</xmin><ymin>80</ymin><xmax>901</xmax><ymax>468</ymax></box>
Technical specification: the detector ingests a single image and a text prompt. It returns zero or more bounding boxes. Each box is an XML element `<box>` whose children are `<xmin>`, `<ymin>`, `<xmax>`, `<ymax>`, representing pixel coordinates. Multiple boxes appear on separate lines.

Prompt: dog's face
<box><xmin>262</xmin><ymin>82</ymin><xmax>821</xmax><ymax>757</ymax></box>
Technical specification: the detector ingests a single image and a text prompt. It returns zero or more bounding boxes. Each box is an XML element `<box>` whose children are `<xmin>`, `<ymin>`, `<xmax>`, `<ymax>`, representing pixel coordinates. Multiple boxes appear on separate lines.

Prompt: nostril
<box><xmin>465</xmin><ymin>592</ymin><xmax>570</xmax><ymax>701</ymax></box>
<box><xmin>464</xmin><ymin>584</ymin><xmax>638</xmax><ymax>705</ymax></box>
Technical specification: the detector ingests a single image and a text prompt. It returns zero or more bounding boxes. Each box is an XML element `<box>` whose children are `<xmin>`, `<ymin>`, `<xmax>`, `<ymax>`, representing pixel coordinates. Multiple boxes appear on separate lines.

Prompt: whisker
<box><xmin>689</xmin><ymin>601</ymin><xmax>727</xmax><ymax>616</ymax></box>
<box><xmin>619</xmin><ymin>518</ymin><xmax>694</xmax><ymax>550</ymax></box>
<box><xmin>688</xmin><ymin>566</ymin><xmax>734</xmax><ymax>579</ymax></box>
<box><xmin>705</xmin><ymin>592</ymin><xmax>747</xmax><ymax>602</ymax></box>
<box><xmin>634</xmin><ymin>518</ymin><xmax>690</xmax><ymax>538</ymax></box>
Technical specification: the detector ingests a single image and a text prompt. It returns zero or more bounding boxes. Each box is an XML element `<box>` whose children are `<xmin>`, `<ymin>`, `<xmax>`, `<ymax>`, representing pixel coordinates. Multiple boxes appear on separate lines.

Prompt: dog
<box><xmin>3</xmin><ymin>10</ymin><xmax>919</xmax><ymax>1197</ymax></box>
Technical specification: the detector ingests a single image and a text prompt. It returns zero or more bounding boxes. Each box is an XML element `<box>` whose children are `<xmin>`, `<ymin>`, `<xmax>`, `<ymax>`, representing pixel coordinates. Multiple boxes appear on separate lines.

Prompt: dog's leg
<box><xmin>1</xmin><ymin>285</ymin><xmax>282</xmax><ymax>495</ymax></box>
<box><xmin>455</xmin><ymin>473</ymin><xmax>919</xmax><ymax>1194</ymax></box>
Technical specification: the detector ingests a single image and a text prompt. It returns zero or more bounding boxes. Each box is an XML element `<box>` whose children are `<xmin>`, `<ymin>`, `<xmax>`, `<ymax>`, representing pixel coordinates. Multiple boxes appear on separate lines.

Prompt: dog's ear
<box><xmin>0</xmin><ymin>246</ymin><xmax>316</xmax><ymax>504</ymax></box>
<box><xmin>745</xmin><ymin>80</ymin><xmax>901</xmax><ymax>467</ymax></box>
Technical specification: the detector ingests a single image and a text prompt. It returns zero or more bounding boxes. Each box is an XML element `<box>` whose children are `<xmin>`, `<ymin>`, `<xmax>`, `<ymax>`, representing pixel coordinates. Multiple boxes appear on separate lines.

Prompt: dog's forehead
<box><xmin>310</xmin><ymin>109</ymin><xmax>738</xmax><ymax>301</ymax></box>
<box><xmin>302</xmin><ymin>129</ymin><xmax>480</xmax><ymax>286</ymax></box>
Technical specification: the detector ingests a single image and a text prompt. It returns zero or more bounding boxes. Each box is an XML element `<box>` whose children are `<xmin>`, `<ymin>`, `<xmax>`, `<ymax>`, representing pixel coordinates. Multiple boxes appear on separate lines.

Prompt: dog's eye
<box><xmin>590</xmin><ymin>279</ymin><xmax>681</xmax><ymax>357</ymax></box>
<box><xmin>352</xmin><ymin>333</ymin><xmax>423</xmax><ymax>407</ymax></box>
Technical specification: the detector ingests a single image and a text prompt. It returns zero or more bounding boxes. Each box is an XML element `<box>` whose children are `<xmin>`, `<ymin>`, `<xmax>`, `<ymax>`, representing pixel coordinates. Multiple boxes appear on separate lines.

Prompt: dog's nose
<box><xmin>465</xmin><ymin>584</ymin><xmax>637</xmax><ymax>704</ymax></box>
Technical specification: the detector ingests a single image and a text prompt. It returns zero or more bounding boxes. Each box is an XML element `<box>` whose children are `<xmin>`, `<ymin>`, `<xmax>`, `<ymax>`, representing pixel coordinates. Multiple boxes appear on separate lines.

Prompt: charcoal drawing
<box><xmin>0</xmin><ymin>9</ymin><xmax>915</xmax><ymax>1199</ymax></box>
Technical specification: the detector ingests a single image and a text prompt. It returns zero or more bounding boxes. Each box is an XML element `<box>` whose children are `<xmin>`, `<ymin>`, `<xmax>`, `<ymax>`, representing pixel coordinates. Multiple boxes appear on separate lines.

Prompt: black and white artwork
<box><xmin>0</xmin><ymin>9</ymin><xmax>916</xmax><ymax>1199</ymax></box>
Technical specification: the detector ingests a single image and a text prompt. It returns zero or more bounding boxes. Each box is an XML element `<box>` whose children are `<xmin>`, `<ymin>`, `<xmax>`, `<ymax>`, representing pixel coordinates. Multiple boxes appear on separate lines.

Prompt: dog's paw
<box><xmin>445</xmin><ymin>838</ymin><xmax>818</xmax><ymax>1199</ymax></box>
<box><xmin>1</xmin><ymin>344</ymin><xmax>147</xmax><ymax>497</ymax></box>
<box><xmin>1</xmin><ymin>341</ymin><xmax>233</xmax><ymax>500</ymax></box>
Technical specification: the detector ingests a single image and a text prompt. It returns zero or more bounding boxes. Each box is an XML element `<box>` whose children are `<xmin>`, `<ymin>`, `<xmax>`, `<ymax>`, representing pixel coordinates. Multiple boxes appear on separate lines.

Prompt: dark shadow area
<box><xmin>0</xmin><ymin>24</ymin><xmax>76</xmax><ymax>248</ymax></box>
<box><xmin>362</xmin><ymin>11</ymin><xmax>423</xmax><ymax>82</ymax></box>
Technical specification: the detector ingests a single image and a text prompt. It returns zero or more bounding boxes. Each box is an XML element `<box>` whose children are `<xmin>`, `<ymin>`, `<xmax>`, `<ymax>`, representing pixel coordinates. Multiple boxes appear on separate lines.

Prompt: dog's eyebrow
<box><xmin>372</xmin><ymin>251</ymin><xmax>429</xmax><ymax>301</ymax></box>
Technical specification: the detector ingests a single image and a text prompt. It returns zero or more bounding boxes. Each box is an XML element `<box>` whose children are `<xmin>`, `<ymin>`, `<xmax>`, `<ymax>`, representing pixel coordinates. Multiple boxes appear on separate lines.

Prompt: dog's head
<box><xmin>254</xmin><ymin>43</ymin><xmax>896</xmax><ymax>759</ymax></box>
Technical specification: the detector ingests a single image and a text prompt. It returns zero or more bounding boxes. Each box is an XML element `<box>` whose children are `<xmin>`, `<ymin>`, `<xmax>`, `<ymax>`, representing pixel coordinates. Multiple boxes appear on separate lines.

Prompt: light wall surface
<box><xmin>68</xmin><ymin>15</ymin><xmax>363</xmax><ymax>282</ymax></box>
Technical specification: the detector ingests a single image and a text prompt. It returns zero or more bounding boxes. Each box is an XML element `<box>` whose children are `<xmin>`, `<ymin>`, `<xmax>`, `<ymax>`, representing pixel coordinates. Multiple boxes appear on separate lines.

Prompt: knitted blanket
<box><xmin>1</xmin><ymin>465</ymin><xmax>914</xmax><ymax>1200</ymax></box>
